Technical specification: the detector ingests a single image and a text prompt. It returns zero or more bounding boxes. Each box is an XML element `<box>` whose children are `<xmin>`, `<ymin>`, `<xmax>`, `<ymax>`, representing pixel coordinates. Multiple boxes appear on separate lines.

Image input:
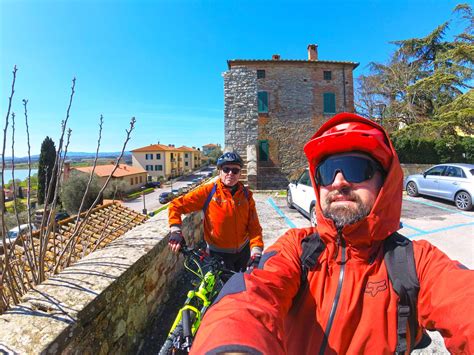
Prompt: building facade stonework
<box><xmin>223</xmin><ymin>45</ymin><xmax>358</xmax><ymax>189</ymax></box>
<box><xmin>223</xmin><ymin>67</ymin><xmax>259</xmax><ymax>156</ymax></box>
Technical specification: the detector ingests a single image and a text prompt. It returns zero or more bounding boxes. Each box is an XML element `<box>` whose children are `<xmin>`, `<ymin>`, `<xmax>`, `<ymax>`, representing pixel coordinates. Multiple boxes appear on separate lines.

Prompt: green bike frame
<box><xmin>167</xmin><ymin>270</ymin><xmax>218</xmax><ymax>337</ymax></box>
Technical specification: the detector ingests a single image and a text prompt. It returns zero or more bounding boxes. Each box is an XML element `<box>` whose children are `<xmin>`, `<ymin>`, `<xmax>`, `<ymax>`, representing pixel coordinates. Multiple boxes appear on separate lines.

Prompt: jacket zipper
<box><xmin>319</xmin><ymin>235</ymin><xmax>346</xmax><ymax>355</ymax></box>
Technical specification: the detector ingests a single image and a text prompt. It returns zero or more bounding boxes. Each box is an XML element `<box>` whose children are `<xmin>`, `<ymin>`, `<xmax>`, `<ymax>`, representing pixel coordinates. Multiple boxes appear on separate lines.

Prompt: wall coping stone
<box><xmin>0</xmin><ymin>210</ymin><xmax>195</xmax><ymax>354</ymax></box>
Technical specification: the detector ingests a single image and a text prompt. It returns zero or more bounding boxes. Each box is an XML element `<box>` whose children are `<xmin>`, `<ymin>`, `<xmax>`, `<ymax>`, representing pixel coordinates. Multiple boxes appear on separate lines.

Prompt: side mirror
<box><xmin>423</xmin><ymin>172</ymin><xmax>427</xmax><ymax>178</ymax></box>
<box><xmin>291</xmin><ymin>179</ymin><xmax>298</xmax><ymax>185</ymax></box>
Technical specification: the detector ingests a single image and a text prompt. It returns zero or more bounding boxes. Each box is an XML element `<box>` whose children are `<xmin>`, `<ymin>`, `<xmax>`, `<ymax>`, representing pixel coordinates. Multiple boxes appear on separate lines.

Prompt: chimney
<box><xmin>307</xmin><ymin>44</ymin><xmax>318</xmax><ymax>61</ymax></box>
<box><xmin>272</xmin><ymin>54</ymin><xmax>280</xmax><ymax>60</ymax></box>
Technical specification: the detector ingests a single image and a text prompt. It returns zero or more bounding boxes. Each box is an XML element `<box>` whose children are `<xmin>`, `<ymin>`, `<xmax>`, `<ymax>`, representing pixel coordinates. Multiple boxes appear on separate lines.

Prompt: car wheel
<box><xmin>406</xmin><ymin>181</ymin><xmax>419</xmax><ymax>197</ymax></box>
<box><xmin>287</xmin><ymin>189</ymin><xmax>295</xmax><ymax>209</ymax></box>
<box><xmin>310</xmin><ymin>205</ymin><xmax>317</xmax><ymax>227</ymax></box>
<box><xmin>455</xmin><ymin>191</ymin><xmax>472</xmax><ymax>211</ymax></box>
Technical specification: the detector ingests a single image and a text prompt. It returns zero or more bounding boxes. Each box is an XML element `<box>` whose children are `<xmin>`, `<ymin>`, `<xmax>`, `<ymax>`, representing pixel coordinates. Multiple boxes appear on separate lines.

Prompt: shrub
<box><xmin>392</xmin><ymin>136</ymin><xmax>474</xmax><ymax>164</ymax></box>
<box><xmin>60</xmin><ymin>171</ymin><xmax>102</xmax><ymax>214</ymax></box>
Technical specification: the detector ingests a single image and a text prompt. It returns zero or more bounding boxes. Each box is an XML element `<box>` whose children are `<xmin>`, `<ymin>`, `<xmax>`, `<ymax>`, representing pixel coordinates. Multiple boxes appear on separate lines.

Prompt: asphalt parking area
<box><xmin>254</xmin><ymin>193</ymin><xmax>473</xmax><ymax>269</ymax></box>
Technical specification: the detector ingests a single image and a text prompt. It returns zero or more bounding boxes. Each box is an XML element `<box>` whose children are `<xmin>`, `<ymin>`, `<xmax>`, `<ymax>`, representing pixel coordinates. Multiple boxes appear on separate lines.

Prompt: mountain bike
<box><xmin>158</xmin><ymin>245</ymin><xmax>234</xmax><ymax>354</ymax></box>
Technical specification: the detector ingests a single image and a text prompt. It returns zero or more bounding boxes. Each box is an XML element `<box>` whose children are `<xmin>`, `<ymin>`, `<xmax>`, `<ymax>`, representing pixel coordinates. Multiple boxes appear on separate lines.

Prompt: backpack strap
<box><xmin>384</xmin><ymin>232</ymin><xmax>421</xmax><ymax>354</ymax></box>
<box><xmin>203</xmin><ymin>183</ymin><xmax>250</xmax><ymax>213</ymax></box>
<box><xmin>242</xmin><ymin>185</ymin><xmax>249</xmax><ymax>200</ymax></box>
<box><xmin>293</xmin><ymin>233</ymin><xmax>325</xmax><ymax>304</ymax></box>
<box><xmin>202</xmin><ymin>183</ymin><xmax>217</xmax><ymax>213</ymax></box>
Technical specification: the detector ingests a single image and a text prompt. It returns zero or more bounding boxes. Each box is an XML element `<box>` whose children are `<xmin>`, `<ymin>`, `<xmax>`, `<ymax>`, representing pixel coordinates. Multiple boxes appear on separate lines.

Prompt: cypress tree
<box><xmin>37</xmin><ymin>136</ymin><xmax>57</xmax><ymax>205</ymax></box>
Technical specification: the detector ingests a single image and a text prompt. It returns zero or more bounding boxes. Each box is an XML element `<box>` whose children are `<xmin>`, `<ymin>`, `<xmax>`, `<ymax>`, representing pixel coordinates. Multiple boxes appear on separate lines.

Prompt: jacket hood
<box><xmin>305</xmin><ymin>113</ymin><xmax>403</xmax><ymax>249</ymax></box>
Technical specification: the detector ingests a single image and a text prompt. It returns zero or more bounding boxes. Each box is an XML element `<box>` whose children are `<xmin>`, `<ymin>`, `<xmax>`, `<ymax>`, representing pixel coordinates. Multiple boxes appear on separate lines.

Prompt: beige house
<box><xmin>73</xmin><ymin>164</ymin><xmax>147</xmax><ymax>192</ymax></box>
<box><xmin>131</xmin><ymin>144</ymin><xmax>202</xmax><ymax>180</ymax></box>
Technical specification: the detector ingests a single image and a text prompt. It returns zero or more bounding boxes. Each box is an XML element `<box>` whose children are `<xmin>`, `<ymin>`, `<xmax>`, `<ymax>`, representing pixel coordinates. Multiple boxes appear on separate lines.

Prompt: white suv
<box><xmin>287</xmin><ymin>168</ymin><xmax>317</xmax><ymax>226</ymax></box>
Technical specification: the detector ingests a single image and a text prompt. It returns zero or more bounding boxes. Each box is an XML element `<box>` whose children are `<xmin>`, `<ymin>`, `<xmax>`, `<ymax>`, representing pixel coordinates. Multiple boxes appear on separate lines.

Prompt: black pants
<box><xmin>210</xmin><ymin>243</ymin><xmax>250</xmax><ymax>273</ymax></box>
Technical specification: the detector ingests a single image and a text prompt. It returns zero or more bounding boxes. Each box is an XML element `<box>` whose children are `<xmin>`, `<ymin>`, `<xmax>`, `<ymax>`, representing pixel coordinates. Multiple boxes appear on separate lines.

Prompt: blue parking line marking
<box><xmin>399</xmin><ymin>222</ymin><xmax>427</xmax><ymax>234</ymax></box>
<box><xmin>405</xmin><ymin>221</ymin><xmax>474</xmax><ymax>239</ymax></box>
<box><xmin>267</xmin><ymin>197</ymin><xmax>297</xmax><ymax>228</ymax></box>
<box><xmin>403</xmin><ymin>197</ymin><xmax>474</xmax><ymax>218</ymax></box>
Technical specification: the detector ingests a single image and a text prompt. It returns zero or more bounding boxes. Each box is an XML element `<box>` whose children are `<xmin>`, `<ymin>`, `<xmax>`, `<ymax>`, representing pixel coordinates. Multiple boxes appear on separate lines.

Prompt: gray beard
<box><xmin>322</xmin><ymin>189</ymin><xmax>372</xmax><ymax>231</ymax></box>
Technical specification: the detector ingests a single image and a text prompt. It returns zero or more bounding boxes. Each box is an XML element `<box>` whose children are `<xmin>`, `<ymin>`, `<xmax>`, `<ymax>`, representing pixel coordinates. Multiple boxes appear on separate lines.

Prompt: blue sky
<box><xmin>0</xmin><ymin>0</ymin><xmax>464</xmax><ymax>157</ymax></box>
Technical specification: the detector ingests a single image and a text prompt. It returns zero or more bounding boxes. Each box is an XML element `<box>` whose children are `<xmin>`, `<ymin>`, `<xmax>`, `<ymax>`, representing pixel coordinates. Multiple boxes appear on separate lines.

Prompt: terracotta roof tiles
<box><xmin>74</xmin><ymin>164</ymin><xmax>145</xmax><ymax>177</ymax></box>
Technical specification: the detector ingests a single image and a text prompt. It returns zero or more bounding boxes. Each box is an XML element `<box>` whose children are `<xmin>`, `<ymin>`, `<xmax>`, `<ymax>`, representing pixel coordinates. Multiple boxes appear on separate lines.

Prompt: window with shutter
<box><xmin>258</xmin><ymin>140</ymin><xmax>269</xmax><ymax>161</ymax></box>
<box><xmin>258</xmin><ymin>91</ymin><xmax>268</xmax><ymax>113</ymax></box>
<box><xmin>323</xmin><ymin>93</ymin><xmax>336</xmax><ymax>114</ymax></box>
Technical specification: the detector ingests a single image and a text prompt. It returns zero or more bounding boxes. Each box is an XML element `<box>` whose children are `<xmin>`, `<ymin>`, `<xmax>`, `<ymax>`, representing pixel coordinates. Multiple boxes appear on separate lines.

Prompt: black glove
<box><xmin>247</xmin><ymin>253</ymin><xmax>261</xmax><ymax>270</ymax></box>
<box><xmin>169</xmin><ymin>230</ymin><xmax>185</xmax><ymax>246</ymax></box>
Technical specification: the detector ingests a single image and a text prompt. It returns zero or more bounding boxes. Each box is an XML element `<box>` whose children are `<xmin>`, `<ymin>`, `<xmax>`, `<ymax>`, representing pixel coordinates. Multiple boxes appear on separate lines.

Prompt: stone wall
<box><xmin>0</xmin><ymin>210</ymin><xmax>204</xmax><ymax>354</ymax></box>
<box><xmin>223</xmin><ymin>66</ymin><xmax>259</xmax><ymax>156</ymax></box>
<box><xmin>400</xmin><ymin>163</ymin><xmax>433</xmax><ymax>177</ymax></box>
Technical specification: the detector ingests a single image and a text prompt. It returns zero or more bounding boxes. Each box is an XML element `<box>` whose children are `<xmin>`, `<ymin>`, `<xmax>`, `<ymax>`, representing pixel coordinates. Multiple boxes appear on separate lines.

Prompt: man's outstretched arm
<box><xmin>191</xmin><ymin>229</ymin><xmax>308</xmax><ymax>355</ymax></box>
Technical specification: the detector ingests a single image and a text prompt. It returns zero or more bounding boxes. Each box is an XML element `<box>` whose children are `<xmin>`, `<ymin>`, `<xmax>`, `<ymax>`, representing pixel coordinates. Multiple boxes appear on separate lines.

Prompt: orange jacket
<box><xmin>168</xmin><ymin>179</ymin><xmax>263</xmax><ymax>253</ymax></box>
<box><xmin>191</xmin><ymin>150</ymin><xmax>473</xmax><ymax>353</ymax></box>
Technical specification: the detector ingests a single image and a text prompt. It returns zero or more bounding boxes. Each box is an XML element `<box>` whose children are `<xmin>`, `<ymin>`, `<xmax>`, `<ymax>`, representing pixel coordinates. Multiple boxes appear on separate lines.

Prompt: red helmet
<box><xmin>304</xmin><ymin>112</ymin><xmax>393</xmax><ymax>171</ymax></box>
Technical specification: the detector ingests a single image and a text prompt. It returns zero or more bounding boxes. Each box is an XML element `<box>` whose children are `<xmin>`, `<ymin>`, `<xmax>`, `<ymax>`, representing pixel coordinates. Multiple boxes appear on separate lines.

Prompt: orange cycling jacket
<box><xmin>168</xmin><ymin>179</ymin><xmax>263</xmax><ymax>253</ymax></box>
<box><xmin>191</xmin><ymin>154</ymin><xmax>473</xmax><ymax>353</ymax></box>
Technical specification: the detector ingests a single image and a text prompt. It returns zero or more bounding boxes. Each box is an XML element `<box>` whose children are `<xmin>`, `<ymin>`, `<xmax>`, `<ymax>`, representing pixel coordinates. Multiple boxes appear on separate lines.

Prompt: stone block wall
<box><xmin>0</xmin><ymin>210</ymin><xmax>204</xmax><ymax>354</ymax></box>
<box><xmin>223</xmin><ymin>66</ymin><xmax>259</xmax><ymax>156</ymax></box>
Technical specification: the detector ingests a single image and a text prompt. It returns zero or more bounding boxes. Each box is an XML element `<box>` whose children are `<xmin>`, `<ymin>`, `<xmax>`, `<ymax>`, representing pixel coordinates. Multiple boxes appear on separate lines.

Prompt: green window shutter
<box><xmin>258</xmin><ymin>91</ymin><xmax>268</xmax><ymax>113</ymax></box>
<box><xmin>259</xmin><ymin>140</ymin><xmax>269</xmax><ymax>161</ymax></box>
<box><xmin>323</xmin><ymin>92</ymin><xmax>336</xmax><ymax>114</ymax></box>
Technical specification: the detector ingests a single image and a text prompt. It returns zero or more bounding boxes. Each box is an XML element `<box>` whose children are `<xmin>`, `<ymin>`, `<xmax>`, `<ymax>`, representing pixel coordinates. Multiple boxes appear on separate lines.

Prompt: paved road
<box><xmin>123</xmin><ymin>166</ymin><xmax>216</xmax><ymax>213</ymax></box>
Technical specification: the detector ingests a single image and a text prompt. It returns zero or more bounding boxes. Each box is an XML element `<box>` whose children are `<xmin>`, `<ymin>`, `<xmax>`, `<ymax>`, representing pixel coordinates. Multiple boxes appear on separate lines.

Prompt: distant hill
<box><xmin>5</xmin><ymin>151</ymin><xmax>132</xmax><ymax>165</ymax></box>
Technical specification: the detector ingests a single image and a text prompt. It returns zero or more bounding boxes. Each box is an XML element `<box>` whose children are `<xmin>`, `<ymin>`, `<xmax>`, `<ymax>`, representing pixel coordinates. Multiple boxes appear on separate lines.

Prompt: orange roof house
<box><xmin>73</xmin><ymin>164</ymin><xmax>147</xmax><ymax>192</ymax></box>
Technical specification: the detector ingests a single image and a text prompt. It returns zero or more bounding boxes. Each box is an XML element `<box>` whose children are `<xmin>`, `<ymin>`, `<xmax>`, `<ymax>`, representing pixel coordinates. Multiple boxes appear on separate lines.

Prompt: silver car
<box><xmin>287</xmin><ymin>168</ymin><xmax>317</xmax><ymax>226</ymax></box>
<box><xmin>405</xmin><ymin>163</ymin><xmax>474</xmax><ymax>211</ymax></box>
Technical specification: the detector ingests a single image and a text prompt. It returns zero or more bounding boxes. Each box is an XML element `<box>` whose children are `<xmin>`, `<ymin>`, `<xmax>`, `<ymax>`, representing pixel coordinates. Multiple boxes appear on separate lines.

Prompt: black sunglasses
<box><xmin>315</xmin><ymin>156</ymin><xmax>384</xmax><ymax>186</ymax></box>
<box><xmin>222</xmin><ymin>166</ymin><xmax>241</xmax><ymax>174</ymax></box>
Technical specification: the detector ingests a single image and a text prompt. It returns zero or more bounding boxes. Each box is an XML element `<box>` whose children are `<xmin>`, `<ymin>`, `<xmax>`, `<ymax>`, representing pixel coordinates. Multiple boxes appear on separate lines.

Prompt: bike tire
<box><xmin>158</xmin><ymin>321</ymin><xmax>186</xmax><ymax>355</ymax></box>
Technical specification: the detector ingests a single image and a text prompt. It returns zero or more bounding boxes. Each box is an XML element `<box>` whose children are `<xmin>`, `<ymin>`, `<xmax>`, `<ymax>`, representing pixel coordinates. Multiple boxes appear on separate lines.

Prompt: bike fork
<box><xmin>182</xmin><ymin>309</ymin><xmax>193</xmax><ymax>350</ymax></box>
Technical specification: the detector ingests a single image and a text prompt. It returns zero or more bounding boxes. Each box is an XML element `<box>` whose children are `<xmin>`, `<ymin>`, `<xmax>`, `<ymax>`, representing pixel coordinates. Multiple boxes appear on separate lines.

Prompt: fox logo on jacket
<box><xmin>365</xmin><ymin>280</ymin><xmax>387</xmax><ymax>297</ymax></box>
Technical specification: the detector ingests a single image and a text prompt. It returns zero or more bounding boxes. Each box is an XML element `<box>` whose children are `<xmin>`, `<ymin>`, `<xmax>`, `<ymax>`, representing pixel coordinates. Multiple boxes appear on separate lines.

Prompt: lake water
<box><xmin>2</xmin><ymin>169</ymin><xmax>38</xmax><ymax>182</ymax></box>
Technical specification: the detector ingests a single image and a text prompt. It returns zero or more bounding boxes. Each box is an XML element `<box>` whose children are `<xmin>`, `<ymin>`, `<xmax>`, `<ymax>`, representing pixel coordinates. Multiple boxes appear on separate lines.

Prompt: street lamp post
<box><xmin>142</xmin><ymin>187</ymin><xmax>147</xmax><ymax>215</ymax></box>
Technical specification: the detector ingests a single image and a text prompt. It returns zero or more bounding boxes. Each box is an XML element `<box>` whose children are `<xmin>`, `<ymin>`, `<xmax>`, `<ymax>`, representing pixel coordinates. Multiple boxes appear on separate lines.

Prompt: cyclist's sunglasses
<box><xmin>222</xmin><ymin>166</ymin><xmax>241</xmax><ymax>174</ymax></box>
<box><xmin>315</xmin><ymin>156</ymin><xmax>384</xmax><ymax>186</ymax></box>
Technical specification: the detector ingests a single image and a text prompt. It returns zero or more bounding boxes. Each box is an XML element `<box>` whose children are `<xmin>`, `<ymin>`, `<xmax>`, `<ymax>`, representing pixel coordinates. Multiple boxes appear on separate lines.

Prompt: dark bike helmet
<box><xmin>217</xmin><ymin>151</ymin><xmax>243</xmax><ymax>168</ymax></box>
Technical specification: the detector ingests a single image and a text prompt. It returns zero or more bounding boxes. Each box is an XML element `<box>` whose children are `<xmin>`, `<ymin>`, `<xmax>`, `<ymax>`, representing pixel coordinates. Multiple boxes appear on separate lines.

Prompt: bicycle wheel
<box><xmin>158</xmin><ymin>321</ymin><xmax>186</xmax><ymax>355</ymax></box>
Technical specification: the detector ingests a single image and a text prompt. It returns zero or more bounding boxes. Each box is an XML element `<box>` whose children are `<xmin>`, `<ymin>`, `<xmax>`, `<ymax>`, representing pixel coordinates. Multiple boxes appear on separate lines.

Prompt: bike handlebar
<box><xmin>180</xmin><ymin>245</ymin><xmax>235</xmax><ymax>276</ymax></box>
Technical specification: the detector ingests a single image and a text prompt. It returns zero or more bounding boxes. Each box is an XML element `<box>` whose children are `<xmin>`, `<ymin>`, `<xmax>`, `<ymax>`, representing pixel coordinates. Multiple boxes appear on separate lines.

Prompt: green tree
<box><xmin>60</xmin><ymin>171</ymin><xmax>102</xmax><ymax>214</ymax></box>
<box><xmin>207</xmin><ymin>147</ymin><xmax>224</xmax><ymax>164</ymax></box>
<box><xmin>103</xmin><ymin>179</ymin><xmax>128</xmax><ymax>200</ymax></box>
<box><xmin>37</xmin><ymin>136</ymin><xmax>57</xmax><ymax>205</ymax></box>
<box><xmin>357</xmin><ymin>3</ymin><xmax>473</xmax><ymax>138</ymax></box>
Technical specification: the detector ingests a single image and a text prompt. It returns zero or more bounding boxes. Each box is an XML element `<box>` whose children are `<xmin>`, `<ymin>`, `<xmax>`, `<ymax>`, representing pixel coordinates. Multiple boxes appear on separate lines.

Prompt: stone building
<box><xmin>223</xmin><ymin>44</ymin><xmax>359</xmax><ymax>189</ymax></box>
